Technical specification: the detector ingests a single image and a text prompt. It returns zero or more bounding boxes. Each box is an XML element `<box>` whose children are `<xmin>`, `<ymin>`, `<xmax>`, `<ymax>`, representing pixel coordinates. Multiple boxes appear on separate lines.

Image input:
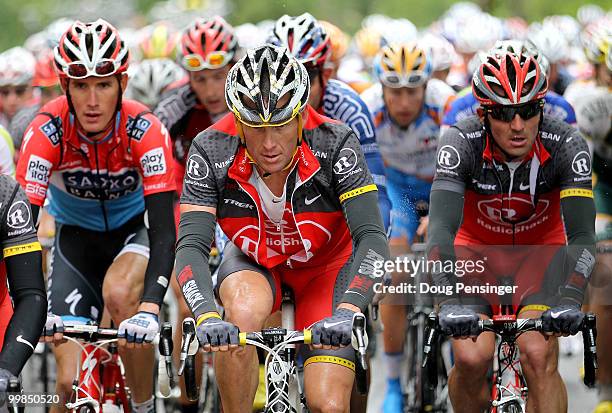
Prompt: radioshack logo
<box><xmin>140</xmin><ymin>147</ymin><xmax>167</xmax><ymax>177</ymax></box>
<box><xmin>571</xmin><ymin>151</ymin><xmax>591</xmax><ymax>176</ymax></box>
<box><xmin>437</xmin><ymin>145</ymin><xmax>461</xmax><ymax>169</ymax></box>
<box><xmin>26</xmin><ymin>155</ymin><xmax>52</xmax><ymax>185</ymax></box>
<box><xmin>333</xmin><ymin>148</ymin><xmax>358</xmax><ymax>175</ymax></box>
<box><xmin>7</xmin><ymin>201</ymin><xmax>31</xmax><ymax>229</ymax></box>
<box><xmin>186</xmin><ymin>154</ymin><xmax>209</xmax><ymax>181</ymax></box>
<box><xmin>477</xmin><ymin>197</ymin><xmax>549</xmax><ymax>226</ymax></box>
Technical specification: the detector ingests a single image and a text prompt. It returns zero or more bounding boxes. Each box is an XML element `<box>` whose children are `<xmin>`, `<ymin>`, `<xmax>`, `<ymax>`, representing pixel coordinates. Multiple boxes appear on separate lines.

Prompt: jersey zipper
<box><xmin>288</xmin><ymin>165</ymin><xmax>321</xmax><ymax>267</ymax></box>
<box><xmin>235</xmin><ymin>181</ymin><xmax>263</xmax><ymax>264</ymax></box>
<box><xmin>93</xmin><ymin>142</ymin><xmax>110</xmax><ymax>231</ymax></box>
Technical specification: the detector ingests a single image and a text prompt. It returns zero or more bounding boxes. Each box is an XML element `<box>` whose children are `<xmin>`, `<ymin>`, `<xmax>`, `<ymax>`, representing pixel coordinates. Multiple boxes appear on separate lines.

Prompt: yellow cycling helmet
<box><xmin>354</xmin><ymin>27</ymin><xmax>382</xmax><ymax>61</ymax></box>
<box><xmin>374</xmin><ymin>42</ymin><xmax>432</xmax><ymax>88</ymax></box>
<box><xmin>319</xmin><ymin>20</ymin><xmax>350</xmax><ymax>64</ymax></box>
<box><xmin>139</xmin><ymin>22</ymin><xmax>179</xmax><ymax>60</ymax></box>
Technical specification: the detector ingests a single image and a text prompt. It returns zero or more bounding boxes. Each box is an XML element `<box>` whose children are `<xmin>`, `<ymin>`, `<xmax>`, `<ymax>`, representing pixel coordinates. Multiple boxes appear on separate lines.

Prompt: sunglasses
<box><xmin>379</xmin><ymin>71</ymin><xmax>428</xmax><ymax>88</ymax></box>
<box><xmin>182</xmin><ymin>51</ymin><xmax>230</xmax><ymax>71</ymax></box>
<box><xmin>487</xmin><ymin>101</ymin><xmax>543</xmax><ymax>122</ymax></box>
<box><xmin>63</xmin><ymin>59</ymin><xmax>120</xmax><ymax>79</ymax></box>
<box><xmin>0</xmin><ymin>86</ymin><xmax>28</xmax><ymax>97</ymax></box>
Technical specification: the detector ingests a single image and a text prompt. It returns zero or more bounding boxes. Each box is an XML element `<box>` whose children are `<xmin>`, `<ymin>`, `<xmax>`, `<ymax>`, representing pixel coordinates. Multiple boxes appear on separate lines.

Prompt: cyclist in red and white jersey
<box><xmin>175</xmin><ymin>44</ymin><xmax>389</xmax><ymax>412</ymax></box>
<box><xmin>427</xmin><ymin>51</ymin><xmax>596</xmax><ymax>412</ymax></box>
<box><xmin>16</xmin><ymin>20</ymin><xmax>176</xmax><ymax>413</ymax></box>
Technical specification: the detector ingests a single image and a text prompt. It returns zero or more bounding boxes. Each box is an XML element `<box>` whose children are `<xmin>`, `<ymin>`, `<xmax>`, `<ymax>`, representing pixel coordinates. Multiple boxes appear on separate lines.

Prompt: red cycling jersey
<box><xmin>16</xmin><ymin>96</ymin><xmax>175</xmax><ymax>232</ymax></box>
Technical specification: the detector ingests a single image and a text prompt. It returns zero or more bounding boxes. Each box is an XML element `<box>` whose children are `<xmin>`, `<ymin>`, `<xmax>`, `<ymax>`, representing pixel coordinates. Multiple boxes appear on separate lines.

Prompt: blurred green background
<box><xmin>1</xmin><ymin>0</ymin><xmax>610</xmax><ymax>50</ymax></box>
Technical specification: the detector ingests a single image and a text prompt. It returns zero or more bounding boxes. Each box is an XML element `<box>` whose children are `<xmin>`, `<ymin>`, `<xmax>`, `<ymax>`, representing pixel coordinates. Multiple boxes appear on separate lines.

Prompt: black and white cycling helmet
<box><xmin>126</xmin><ymin>58</ymin><xmax>186</xmax><ymax>108</ymax></box>
<box><xmin>225</xmin><ymin>44</ymin><xmax>310</xmax><ymax>127</ymax></box>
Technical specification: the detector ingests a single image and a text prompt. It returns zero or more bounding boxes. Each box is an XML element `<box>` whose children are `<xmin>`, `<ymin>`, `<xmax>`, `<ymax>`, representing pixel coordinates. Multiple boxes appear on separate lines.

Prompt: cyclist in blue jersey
<box><xmin>269</xmin><ymin>13</ymin><xmax>391</xmax><ymax>231</ymax></box>
<box><xmin>442</xmin><ymin>40</ymin><xmax>577</xmax><ymax>132</ymax></box>
<box><xmin>360</xmin><ymin>41</ymin><xmax>456</xmax><ymax>413</ymax></box>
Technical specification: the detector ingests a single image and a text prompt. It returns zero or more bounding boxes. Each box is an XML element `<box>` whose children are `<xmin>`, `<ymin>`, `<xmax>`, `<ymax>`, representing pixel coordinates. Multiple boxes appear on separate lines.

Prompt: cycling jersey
<box><xmin>320</xmin><ymin>78</ymin><xmax>390</xmax><ymax>229</ymax></box>
<box><xmin>442</xmin><ymin>90</ymin><xmax>577</xmax><ymax>132</ymax></box>
<box><xmin>361</xmin><ymin>79</ymin><xmax>456</xmax><ymax>177</ymax></box>
<box><xmin>0</xmin><ymin>175</ymin><xmax>41</xmax><ymax>350</ymax></box>
<box><xmin>433</xmin><ymin>115</ymin><xmax>592</xmax><ymax>245</ymax></box>
<box><xmin>179</xmin><ymin>105</ymin><xmax>388</xmax><ymax>314</ymax></box>
<box><xmin>16</xmin><ymin>96</ymin><xmax>175</xmax><ymax>232</ymax></box>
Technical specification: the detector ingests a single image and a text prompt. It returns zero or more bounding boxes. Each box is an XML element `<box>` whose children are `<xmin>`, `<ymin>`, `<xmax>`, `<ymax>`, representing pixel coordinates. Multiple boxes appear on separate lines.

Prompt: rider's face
<box><xmin>383</xmin><ymin>85</ymin><xmax>426</xmax><ymax>128</ymax></box>
<box><xmin>190</xmin><ymin>66</ymin><xmax>231</xmax><ymax>116</ymax></box>
<box><xmin>68</xmin><ymin>75</ymin><xmax>126</xmax><ymax>134</ymax></box>
<box><xmin>242</xmin><ymin>97</ymin><xmax>299</xmax><ymax>175</ymax></box>
<box><xmin>0</xmin><ymin>85</ymin><xmax>33</xmax><ymax>119</ymax></box>
<box><xmin>488</xmin><ymin>112</ymin><xmax>540</xmax><ymax>161</ymax></box>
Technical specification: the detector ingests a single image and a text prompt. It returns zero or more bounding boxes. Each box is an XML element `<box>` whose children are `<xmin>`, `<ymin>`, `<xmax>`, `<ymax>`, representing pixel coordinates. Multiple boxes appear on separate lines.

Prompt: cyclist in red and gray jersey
<box><xmin>427</xmin><ymin>51</ymin><xmax>596</xmax><ymax>412</ymax></box>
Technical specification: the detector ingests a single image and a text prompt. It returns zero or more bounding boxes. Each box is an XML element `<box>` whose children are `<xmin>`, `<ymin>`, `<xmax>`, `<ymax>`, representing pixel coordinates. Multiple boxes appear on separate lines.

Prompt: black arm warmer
<box><xmin>340</xmin><ymin>191</ymin><xmax>390</xmax><ymax>311</ymax></box>
<box><xmin>31</xmin><ymin>204</ymin><xmax>40</xmax><ymax>227</ymax></box>
<box><xmin>559</xmin><ymin>196</ymin><xmax>597</xmax><ymax>306</ymax></box>
<box><xmin>175</xmin><ymin>211</ymin><xmax>217</xmax><ymax>318</ymax></box>
<box><xmin>0</xmin><ymin>251</ymin><xmax>46</xmax><ymax>376</ymax></box>
<box><xmin>426</xmin><ymin>189</ymin><xmax>465</xmax><ymax>304</ymax></box>
<box><xmin>141</xmin><ymin>191</ymin><xmax>176</xmax><ymax>306</ymax></box>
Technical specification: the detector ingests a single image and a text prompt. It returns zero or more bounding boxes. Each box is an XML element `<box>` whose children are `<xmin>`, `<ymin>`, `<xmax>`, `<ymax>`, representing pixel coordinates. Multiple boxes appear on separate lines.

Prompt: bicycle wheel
<box><xmin>403</xmin><ymin>312</ymin><xmax>425</xmax><ymax>412</ymax></box>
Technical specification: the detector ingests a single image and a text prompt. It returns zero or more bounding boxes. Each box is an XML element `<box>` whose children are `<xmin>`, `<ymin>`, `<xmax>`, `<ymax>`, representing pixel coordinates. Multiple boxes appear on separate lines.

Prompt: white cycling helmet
<box><xmin>528</xmin><ymin>25</ymin><xmax>568</xmax><ymax>64</ymax></box>
<box><xmin>126</xmin><ymin>58</ymin><xmax>186</xmax><ymax>108</ymax></box>
<box><xmin>225</xmin><ymin>44</ymin><xmax>310</xmax><ymax>128</ymax></box>
<box><xmin>453</xmin><ymin>13</ymin><xmax>503</xmax><ymax>54</ymax></box>
<box><xmin>419</xmin><ymin>33</ymin><xmax>457</xmax><ymax>72</ymax></box>
<box><xmin>234</xmin><ymin>23</ymin><xmax>266</xmax><ymax>51</ymax></box>
<box><xmin>380</xmin><ymin>18</ymin><xmax>418</xmax><ymax>46</ymax></box>
<box><xmin>444</xmin><ymin>2</ymin><xmax>482</xmax><ymax>20</ymax></box>
<box><xmin>543</xmin><ymin>15</ymin><xmax>581</xmax><ymax>47</ymax></box>
<box><xmin>577</xmin><ymin>4</ymin><xmax>605</xmax><ymax>27</ymax></box>
<box><xmin>491</xmin><ymin>39</ymin><xmax>551</xmax><ymax>75</ymax></box>
<box><xmin>0</xmin><ymin>47</ymin><xmax>36</xmax><ymax>86</ymax></box>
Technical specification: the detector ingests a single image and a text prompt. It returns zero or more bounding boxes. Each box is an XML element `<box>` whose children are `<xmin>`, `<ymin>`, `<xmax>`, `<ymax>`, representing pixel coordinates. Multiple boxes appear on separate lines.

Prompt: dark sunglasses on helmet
<box><xmin>487</xmin><ymin>100</ymin><xmax>544</xmax><ymax>122</ymax></box>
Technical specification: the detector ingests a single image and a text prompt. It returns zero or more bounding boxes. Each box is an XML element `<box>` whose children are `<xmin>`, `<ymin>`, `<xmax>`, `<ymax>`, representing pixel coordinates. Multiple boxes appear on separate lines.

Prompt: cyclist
<box><xmin>269</xmin><ymin>12</ymin><xmax>391</xmax><ymax>230</ymax></box>
<box><xmin>0</xmin><ymin>47</ymin><xmax>37</xmax><ymax>133</ymax></box>
<box><xmin>10</xmin><ymin>50</ymin><xmax>64</xmax><ymax>150</ymax></box>
<box><xmin>175</xmin><ymin>44</ymin><xmax>389</xmax><ymax>412</ymax></box>
<box><xmin>16</xmin><ymin>19</ymin><xmax>176</xmax><ymax>412</ymax></box>
<box><xmin>359</xmin><ymin>41</ymin><xmax>455</xmax><ymax>412</ymax></box>
<box><xmin>567</xmin><ymin>39</ymin><xmax>612</xmax><ymax>413</ymax></box>
<box><xmin>428</xmin><ymin>51</ymin><xmax>596</xmax><ymax>412</ymax></box>
<box><xmin>0</xmin><ymin>126</ymin><xmax>14</xmax><ymax>176</ymax></box>
<box><xmin>0</xmin><ymin>175</ymin><xmax>46</xmax><ymax>397</ymax></box>
<box><xmin>442</xmin><ymin>40</ymin><xmax>577</xmax><ymax>133</ymax></box>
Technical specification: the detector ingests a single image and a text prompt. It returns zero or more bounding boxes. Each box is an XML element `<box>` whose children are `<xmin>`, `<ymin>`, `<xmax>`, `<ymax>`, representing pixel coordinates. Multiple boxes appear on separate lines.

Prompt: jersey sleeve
<box><xmin>15</xmin><ymin>114</ymin><xmax>62</xmax><ymax>206</ymax></box>
<box><xmin>179</xmin><ymin>138</ymin><xmax>219</xmax><ymax>207</ymax></box>
<box><xmin>431</xmin><ymin>126</ymin><xmax>475</xmax><ymax>193</ymax></box>
<box><xmin>556</xmin><ymin>132</ymin><xmax>593</xmax><ymax>198</ymax></box>
<box><xmin>333</xmin><ymin>131</ymin><xmax>377</xmax><ymax>203</ymax></box>
<box><xmin>128</xmin><ymin>113</ymin><xmax>176</xmax><ymax>196</ymax></box>
<box><xmin>0</xmin><ymin>177</ymin><xmax>40</xmax><ymax>260</ymax></box>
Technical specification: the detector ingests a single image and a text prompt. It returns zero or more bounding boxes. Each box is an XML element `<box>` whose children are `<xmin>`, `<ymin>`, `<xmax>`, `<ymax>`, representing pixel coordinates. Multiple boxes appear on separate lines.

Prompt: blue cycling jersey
<box><xmin>321</xmin><ymin>79</ymin><xmax>391</xmax><ymax>230</ymax></box>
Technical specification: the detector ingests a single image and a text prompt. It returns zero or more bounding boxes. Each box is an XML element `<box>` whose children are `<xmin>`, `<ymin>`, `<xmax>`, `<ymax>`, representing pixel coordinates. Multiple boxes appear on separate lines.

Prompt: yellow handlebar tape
<box><xmin>303</xmin><ymin>329</ymin><xmax>312</xmax><ymax>344</ymax></box>
<box><xmin>196</xmin><ymin>312</ymin><xmax>222</xmax><ymax>327</ymax></box>
<box><xmin>239</xmin><ymin>332</ymin><xmax>247</xmax><ymax>346</ymax></box>
<box><xmin>304</xmin><ymin>355</ymin><xmax>355</xmax><ymax>371</ymax></box>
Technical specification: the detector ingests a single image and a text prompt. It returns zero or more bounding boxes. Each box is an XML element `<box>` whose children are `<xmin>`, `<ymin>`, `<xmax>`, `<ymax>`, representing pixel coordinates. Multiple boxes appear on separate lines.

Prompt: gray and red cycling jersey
<box><xmin>433</xmin><ymin>115</ymin><xmax>593</xmax><ymax>246</ymax></box>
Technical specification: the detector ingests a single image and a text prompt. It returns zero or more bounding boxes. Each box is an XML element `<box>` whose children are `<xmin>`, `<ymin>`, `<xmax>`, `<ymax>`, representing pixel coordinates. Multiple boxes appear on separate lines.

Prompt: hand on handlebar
<box><xmin>118</xmin><ymin>311</ymin><xmax>159</xmax><ymax>348</ymax></box>
<box><xmin>541</xmin><ymin>303</ymin><xmax>585</xmax><ymax>336</ymax></box>
<box><xmin>196</xmin><ymin>315</ymin><xmax>239</xmax><ymax>352</ymax></box>
<box><xmin>42</xmin><ymin>313</ymin><xmax>65</xmax><ymax>344</ymax></box>
<box><xmin>311</xmin><ymin>308</ymin><xmax>355</xmax><ymax>350</ymax></box>
<box><xmin>439</xmin><ymin>304</ymin><xmax>480</xmax><ymax>339</ymax></box>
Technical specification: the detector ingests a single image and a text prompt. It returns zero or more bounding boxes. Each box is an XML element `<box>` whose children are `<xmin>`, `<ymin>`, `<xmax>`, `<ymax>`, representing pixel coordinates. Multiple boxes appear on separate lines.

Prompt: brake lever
<box><xmin>178</xmin><ymin>318</ymin><xmax>198</xmax><ymax>376</ymax></box>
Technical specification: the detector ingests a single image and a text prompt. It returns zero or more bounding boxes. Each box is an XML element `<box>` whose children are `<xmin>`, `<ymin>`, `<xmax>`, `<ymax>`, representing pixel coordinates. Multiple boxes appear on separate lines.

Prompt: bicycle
<box><xmin>61</xmin><ymin>321</ymin><xmax>175</xmax><ymax>413</ymax></box>
<box><xmin>423</xmin><ymin>311</ymin><xmax>598</xmax><ymax>413</ymax></box>
<box><xmin>179</xmin><ymin>289</ymin><xmax>369</xmax><ymax>412</ymax></box>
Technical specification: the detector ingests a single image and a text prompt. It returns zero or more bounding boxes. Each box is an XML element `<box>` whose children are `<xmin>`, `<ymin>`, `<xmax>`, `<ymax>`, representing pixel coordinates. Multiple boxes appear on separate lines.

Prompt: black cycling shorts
<box><xmin>47</xmin><ymin>216</ymin><xmax>149</xmax><ymax>323</ymax></box>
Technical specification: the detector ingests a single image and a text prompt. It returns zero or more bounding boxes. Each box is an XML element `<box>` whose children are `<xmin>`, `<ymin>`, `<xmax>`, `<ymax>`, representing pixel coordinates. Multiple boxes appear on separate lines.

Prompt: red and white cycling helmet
<box><xmin>269</xmin><ymin>13</ymin><xmax>332</xmax><ymax>69</ymax></box>
<box><xmin>472</xmin><ymin>52</ymin><xmax>548</xmax><ymax>106</ymax></box>
<box><xmin>54</xmin><ymin>19</ymin><xmax>129</xmax><ymax>80</ymax></box>
<box><xmin>179</xmin><ymin>16</ymin><xmax>238</xmax><ymax>71</ymax></box>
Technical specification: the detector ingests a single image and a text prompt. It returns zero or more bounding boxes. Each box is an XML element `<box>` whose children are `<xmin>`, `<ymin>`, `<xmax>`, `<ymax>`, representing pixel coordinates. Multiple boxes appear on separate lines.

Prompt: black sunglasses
<box><xmin>487</xmin><ymin>101</ymin><xmax>543</xmax><ymax>122</ymax></box>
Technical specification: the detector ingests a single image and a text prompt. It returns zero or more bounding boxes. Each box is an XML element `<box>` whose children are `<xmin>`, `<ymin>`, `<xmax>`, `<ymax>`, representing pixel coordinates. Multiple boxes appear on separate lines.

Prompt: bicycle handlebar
<box><xmin>423</xmin><ymin>312</ymin><xmax>598</xmax><ymax>388</ymax></box>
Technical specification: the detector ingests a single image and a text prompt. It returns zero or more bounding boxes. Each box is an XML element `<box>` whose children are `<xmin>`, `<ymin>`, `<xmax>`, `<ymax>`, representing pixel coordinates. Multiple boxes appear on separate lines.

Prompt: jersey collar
<box><xmin>483</xmin><ymin>132</ymin><xmax>551</xmax><ymax>165</ymax></box>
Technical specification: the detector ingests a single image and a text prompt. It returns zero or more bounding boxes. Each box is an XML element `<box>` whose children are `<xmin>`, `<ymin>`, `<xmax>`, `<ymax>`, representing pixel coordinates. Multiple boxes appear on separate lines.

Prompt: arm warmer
<box><xmin>0</xmin><ymin>251</ymin><xmax>46</xmax><ymax>376</ymax></box>
<box><xmin>425</xmin><ymin>189</ymin><xmax>465</xmax><ymax>304</ymax></box>
<box><xmin>141</xmin><ymin>191</ymin><xmax>176</xmax><ymax>306</ymax></box>
<box><xmin>174</xmin><ymin>211</ymin><xmax>217</xmax><ymax>318</ymax></box>
<box><xmin>339</xmin><ymin>191</ymin><xmax>390</xmax><ymax>311</ymax></box>
<box><xmin>559</xmin><ymin>196</ymin><xmax>597</xmax><ymax>306</ymax></box>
